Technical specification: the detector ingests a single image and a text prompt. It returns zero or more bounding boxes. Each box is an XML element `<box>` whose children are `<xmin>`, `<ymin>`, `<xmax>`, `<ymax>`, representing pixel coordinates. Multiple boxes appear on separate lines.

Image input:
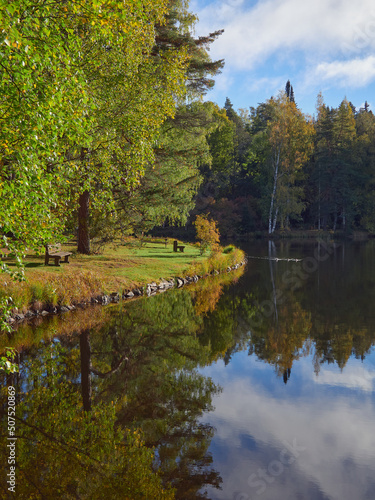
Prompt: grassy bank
<box><xmin>0</xmin><ymin>238</ymin><xmax>245</xmax><ymax>313</ymax></box>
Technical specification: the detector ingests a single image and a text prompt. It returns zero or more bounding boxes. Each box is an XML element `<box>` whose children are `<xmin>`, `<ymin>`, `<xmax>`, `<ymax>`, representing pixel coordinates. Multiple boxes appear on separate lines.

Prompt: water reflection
<box><xmin>197</xmin><ymin>239</ymin><xmax>375</xmax><ymax>500</ymax></box>
<box><xmin>1</xmin><ymin>240</ymin><xmax>375</xmax><ymax>499</ymax></box>
<box><xmin>1</xmin><ymin>340</ymin><xmax>176</xmax><ymax>499</ymax></box>
<box><xmin>1</xmin><ymin>271</ymin><xmax>244</xmax><ymax>499</ymax></box>
<box><xmin>91</xmin><ymin>291</ymin><xmax>224</xmax><ymax>499</ymax></box>
<box><xmin>199</xmin><ymin>352</ymin><xmax>375</xmax><ymax>500</ymax></box>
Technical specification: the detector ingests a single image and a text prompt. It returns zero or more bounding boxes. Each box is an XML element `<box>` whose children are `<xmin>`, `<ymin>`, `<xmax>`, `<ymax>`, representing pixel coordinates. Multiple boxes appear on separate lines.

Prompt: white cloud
<box><xmin>314</xmin><ymin>363</ymin><xmax>375</xmax><ymax>391</ymax></box>
<box><xmin>314</xmin><ymin>56</ymin><xmax>375</xmax><ymax>87</ymax></box>
<box><xmin>202</xmin><ymin>374</ymin><xmax>375</xmax><ymax>500</ymax></box>
<box><xmin>209</xmin><ymin>71</ymin><xmax>235</xmax><ymax>93</ymax></box>
<box><xmin>242</xmin><ymin>75</ymin><xmax>286</xmax><ymax>94</ymax></box>
<box><xmin>193</xmin><ymin>0</ymin><xmax>375</xmax><ymax>70</ymax></box>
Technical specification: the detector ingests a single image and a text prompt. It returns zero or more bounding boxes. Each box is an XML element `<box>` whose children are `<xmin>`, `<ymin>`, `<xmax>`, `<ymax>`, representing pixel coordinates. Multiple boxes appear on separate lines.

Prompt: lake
<box><xmin>1</xmin><ymin>239</ymin><xmax>375</xmax><ymax>499</ymax></box>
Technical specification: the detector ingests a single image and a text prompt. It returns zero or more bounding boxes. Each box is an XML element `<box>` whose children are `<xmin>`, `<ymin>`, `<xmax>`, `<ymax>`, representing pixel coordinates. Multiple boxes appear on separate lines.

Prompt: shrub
<box><xmin>193</xmin><ymin>214</ymin><xmax>220</xmax><ymax>255</ymax></box>
<box><xmin>222</xmin><ymin>245</ymin><xmax>235</xmax><ymax>254</ymax></box>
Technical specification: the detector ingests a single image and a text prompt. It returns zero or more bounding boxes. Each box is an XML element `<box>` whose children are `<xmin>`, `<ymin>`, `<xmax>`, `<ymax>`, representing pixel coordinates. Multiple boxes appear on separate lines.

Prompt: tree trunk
<box><xmin>268</xmin><ymin>153</ymin><xmax>280</xmax><ymax>234</ymax></box>
<box><xmin>268</xmin><ymin>192</ymin><xmax>275</xmax><ymax>234</ymax></box>
<box><xmin>78</xmin><ymin>190</ymin><xmax>91</xmax><ymax>254</ymax></box>
<box><xmin>80</xmin><ymin>329</ymin><xmax>92</xmax><ymax>412</ymax></box>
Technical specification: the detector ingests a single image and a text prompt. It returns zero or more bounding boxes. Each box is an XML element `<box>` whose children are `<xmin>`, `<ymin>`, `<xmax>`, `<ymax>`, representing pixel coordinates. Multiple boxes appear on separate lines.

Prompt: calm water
<box><xmin>1</xmin><ymin>239</ymin><xmax>375</xmax><ymax>499</ymax></box>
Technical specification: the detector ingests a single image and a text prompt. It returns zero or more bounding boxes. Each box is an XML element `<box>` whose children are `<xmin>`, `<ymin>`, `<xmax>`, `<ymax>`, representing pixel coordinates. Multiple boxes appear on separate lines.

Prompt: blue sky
<box><xmin>191</xmin><ymin>0</ymin><xmax>375</xmax><ymax>117</ymax></box>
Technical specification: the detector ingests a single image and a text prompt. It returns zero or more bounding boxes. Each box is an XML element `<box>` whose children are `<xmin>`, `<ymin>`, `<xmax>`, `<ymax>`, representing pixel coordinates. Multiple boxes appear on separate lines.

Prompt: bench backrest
<box><xmin>45</xmin><ymin>244</ymin><xmax>61</xmax><ymax>255</ymax></box>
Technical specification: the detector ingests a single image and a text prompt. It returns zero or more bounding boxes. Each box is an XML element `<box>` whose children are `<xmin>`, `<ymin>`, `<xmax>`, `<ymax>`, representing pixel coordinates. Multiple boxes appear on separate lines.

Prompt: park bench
<box><xmin>44</xmin><ymin>244</ymin><xmax>72</xmax><ymax>266</ymax></box>
<box><xmin>173</xmin><ymin>240</ymin><xmax>185</xmax><ymax>253</ymax></box>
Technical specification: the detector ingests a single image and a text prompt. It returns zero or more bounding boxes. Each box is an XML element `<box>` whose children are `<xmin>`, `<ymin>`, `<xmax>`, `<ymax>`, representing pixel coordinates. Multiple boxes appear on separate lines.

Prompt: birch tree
<box><xmin>266</xmin><ymin>94</ymin><xmax>315</xmax><ymax>233</ymax></box>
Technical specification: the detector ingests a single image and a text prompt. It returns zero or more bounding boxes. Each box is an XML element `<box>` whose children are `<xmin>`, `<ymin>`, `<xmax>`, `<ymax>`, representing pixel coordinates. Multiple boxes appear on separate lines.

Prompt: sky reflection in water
<box><xmin>199</xmin><ymin>340</ymin><xmax>375</xmax><ymax>500</ymax></box>
<box><xmin>3</xmin><ymin>239</ymin><xmax>375</xmax><ymax>499</ymax></box>
<box><xmin>197</xmin><ymin>240</ymin><xmax>375</xmax><ymax>500</ymax></box>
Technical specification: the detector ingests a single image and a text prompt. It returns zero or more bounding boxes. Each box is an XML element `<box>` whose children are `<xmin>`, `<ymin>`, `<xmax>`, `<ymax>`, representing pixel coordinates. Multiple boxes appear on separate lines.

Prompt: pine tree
<box><xmin>153</xmin><ymin>1</ymin><xmax>224</xmax><ymax>97</ymax></box>
<box><xmin>290</xmin><ymin>86</ymin><xmax>295</xmax><ymax>103</ymax></box>
<box><xmin>308</xmin><ymin>95</ymin><xmax>358</xmax><ymax>230</ymax></box>
<box><xmin>224</xmin><ymin>97</ymin><xmax>235</xmax><ymax>120</ymax></box>
<box><xmin>332</xmin><ymin>99</ymin><xmax>357</xmax><ymax>230</ymax></box>
<box><xmin>285</xmin><ymin>80</ymin><xmax>295</xmax><ymax>104</ymax></box>
<box><xmin>285</xmin><ymin>80</ymin><xmax>291</xmax><ymax>100</ymax></box>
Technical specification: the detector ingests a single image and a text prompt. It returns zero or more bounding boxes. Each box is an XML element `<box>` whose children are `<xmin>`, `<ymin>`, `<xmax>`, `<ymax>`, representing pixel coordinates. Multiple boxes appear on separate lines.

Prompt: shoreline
<box><xmin>5</xmin><ymin>255</ymin><xmax>247</xmax><ymax>328</ymax></box>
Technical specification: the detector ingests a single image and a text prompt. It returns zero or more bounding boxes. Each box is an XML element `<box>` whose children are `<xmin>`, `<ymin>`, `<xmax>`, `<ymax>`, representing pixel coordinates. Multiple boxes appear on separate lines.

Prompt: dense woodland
<box><xmin>2</xmin><ymin>0</ymin><xmax>375</xmax><ymax>268</ymax></box>
<box><xmin>194</xmin><ymin>91</ymin><xmax>375</xmax><ymax>239</ymax></box>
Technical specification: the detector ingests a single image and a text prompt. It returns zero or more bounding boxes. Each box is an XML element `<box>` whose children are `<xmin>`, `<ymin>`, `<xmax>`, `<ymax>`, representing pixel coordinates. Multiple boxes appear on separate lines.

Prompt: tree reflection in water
<box><xmin>2</xmin><ymin>241</ymin><xmax>375</xmax><ymax>498</ymax></box>
<box><xmin>1</xmin><ymin>272</ymin><xmax>245</xmax><ymax>499</ymax></box>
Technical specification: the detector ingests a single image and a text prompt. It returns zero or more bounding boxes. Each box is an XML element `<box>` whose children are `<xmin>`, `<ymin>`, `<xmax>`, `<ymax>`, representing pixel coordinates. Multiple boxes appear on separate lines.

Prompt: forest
<box><xmin>1</xmin><ymin>0</ymin><xmax>375</xmax><ymax>270</ymax></box>
<box><xmin>194</xmin><ymin>91</ymin><xmax>375</xmax><ymax>239</ymax></box>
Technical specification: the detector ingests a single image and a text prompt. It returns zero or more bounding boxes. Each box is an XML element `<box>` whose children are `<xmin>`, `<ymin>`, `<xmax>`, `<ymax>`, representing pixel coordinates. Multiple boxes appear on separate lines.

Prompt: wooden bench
<box><xmin>173</xmin><ymin>240</ymin><xmax>185</xmax><ymax>253</ymax></box>
<box><xmin>45</xmin><ymin>244</ymin><xmax>72</xmax><ymax>266</ymax></box>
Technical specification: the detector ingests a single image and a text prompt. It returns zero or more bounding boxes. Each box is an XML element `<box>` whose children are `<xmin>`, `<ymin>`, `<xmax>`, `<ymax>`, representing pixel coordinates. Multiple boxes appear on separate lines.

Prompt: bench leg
<box><xmin>54</xmin><ymin>256</ymin><xmax>61</xmax><ymax>266</ymax></box>
<box><xmin>64</xmin><ymin>255</ymin><xmax>70</xmax><ymax>263</ymax></box>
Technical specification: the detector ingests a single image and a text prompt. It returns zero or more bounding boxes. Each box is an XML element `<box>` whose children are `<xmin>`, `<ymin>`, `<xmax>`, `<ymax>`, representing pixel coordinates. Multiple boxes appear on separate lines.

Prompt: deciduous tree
<box><xmin>194</xmin><ymin>214</ymin><xmax>220</xmax><ymax>254</ymax></box>
<box><xmin>263</xmin><ymin>94</ymin><xmax>315</xmax><ymax>233</ymax></box>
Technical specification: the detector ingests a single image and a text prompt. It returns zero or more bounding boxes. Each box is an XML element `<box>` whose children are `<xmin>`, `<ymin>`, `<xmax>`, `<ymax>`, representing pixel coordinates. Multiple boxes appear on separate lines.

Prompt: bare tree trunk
<box><xmin>269</xmin><ymin>151</ymin><xmax>280</xmax><ymax>234</ymax></box>
<box><xmin>268</xmin><ymin>191</ymin><xmax>275</xmax><ymax>234</ymax></box>
<box><xmin>78</xmin><ymin>190</ymin><xmax>90</xmax><ymax>254</ymax></box>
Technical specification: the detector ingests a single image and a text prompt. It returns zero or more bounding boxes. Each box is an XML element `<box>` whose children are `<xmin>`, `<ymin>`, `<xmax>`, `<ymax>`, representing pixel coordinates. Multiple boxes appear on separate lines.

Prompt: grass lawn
<box><xmin>23</xmin><ymin>239</ymin><xmax>205</xmax><ymax>286</ymax></box>
<box><xmin>1</xmin><ymin>238</ymin><xmax>230</xmax><ymax>311</ymax></box>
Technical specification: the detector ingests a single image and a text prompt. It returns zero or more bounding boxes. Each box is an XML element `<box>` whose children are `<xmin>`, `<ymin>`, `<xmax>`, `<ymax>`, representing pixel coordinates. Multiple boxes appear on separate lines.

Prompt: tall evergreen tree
<box><xmin>308</xmin><ymin>95</ymin><xmax>358</xmax><ymax>230</ymax></box>
<box><xmin>73</xmin><ymin>0</ymin><xmax>224</xmax><ymax>251</ymax></box>
<box><xmin>285</xmin><ymin>80</ymin><xmax>295</xmax><ymax>103</ymax></box>
<box><xmin>224</xmin><ymin>97</ymin><xmax>236</xmax><ymax>120</ymax></box>
<box><xmin>153</xmin><ymin>0</ymin><xmax>224</xmax><ymax>98</ymax></box>
<box><xmin>355</xmin><ymin>107</ymin><xmax>375</xmax><ymax>231</ymax></box>
<box><xmin>290</xmin><ymin>86</ymin><xmax>295</xmax><ymax>103</ymax></box>
<box><xmin>285</xmin><ymin>80</ymin><xmax>291</xmax><ymax>100</ymax></box>
<box><xmin>332</xmin><ymin>99</ymin><xmax>357</xmax><ymax>229</ymax></box>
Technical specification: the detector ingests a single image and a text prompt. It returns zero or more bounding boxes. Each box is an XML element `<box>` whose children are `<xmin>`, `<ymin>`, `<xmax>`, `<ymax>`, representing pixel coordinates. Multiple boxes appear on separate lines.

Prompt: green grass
<box><xmin>0</xmin><ymin>238</ymin><xmax>246</xmax><ymax>313</ymax></box>
<box><xmin>4</xmin><ymin>239</ymin><xmax>205</xmax><ymax>283</ymax></box>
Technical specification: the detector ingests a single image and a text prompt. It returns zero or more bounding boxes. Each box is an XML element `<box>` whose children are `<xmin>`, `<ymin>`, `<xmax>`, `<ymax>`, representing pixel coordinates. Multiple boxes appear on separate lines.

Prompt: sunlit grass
<box><xmin>2</xmin><ymin>238</ymin><xmax>237</xmax><ymax>312</ymax></box>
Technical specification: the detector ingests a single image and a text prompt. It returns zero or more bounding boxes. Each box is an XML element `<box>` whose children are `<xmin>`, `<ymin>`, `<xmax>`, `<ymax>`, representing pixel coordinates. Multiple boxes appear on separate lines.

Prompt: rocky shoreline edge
<box><xmin>7</xmin><ymin>259</ymin><xmax>247</xmax><ymax>326</ymax></box>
